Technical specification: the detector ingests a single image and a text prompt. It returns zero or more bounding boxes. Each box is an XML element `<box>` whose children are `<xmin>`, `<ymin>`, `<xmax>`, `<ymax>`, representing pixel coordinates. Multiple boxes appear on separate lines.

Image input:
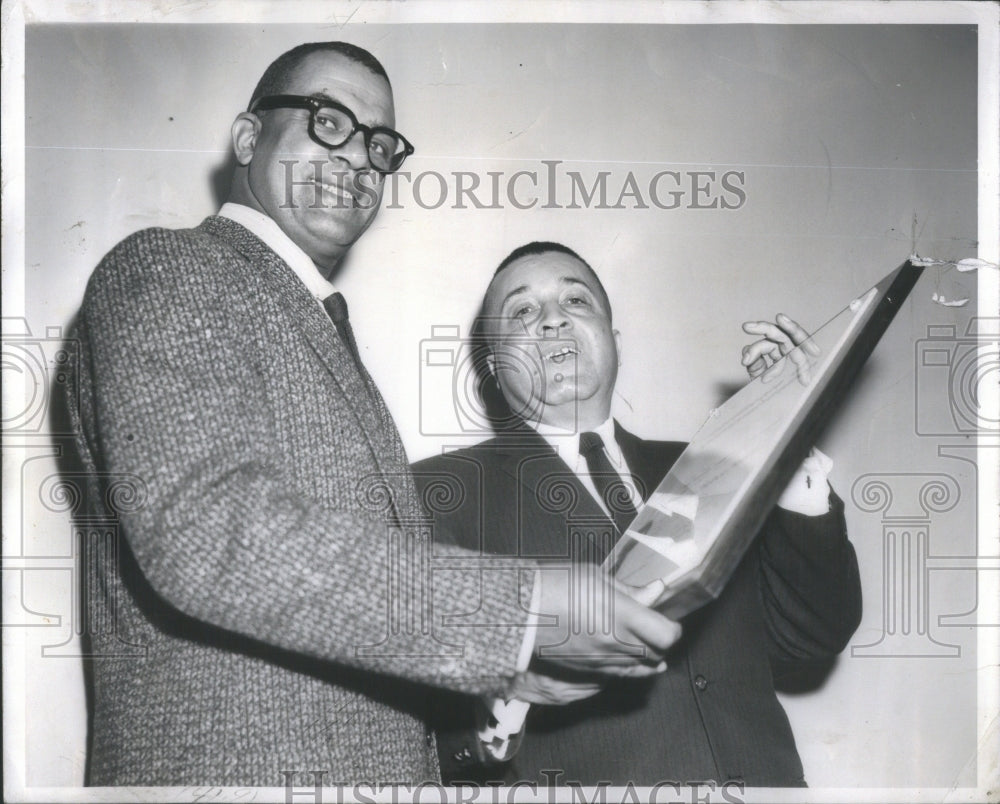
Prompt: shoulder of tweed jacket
<box><xmin>73</xmin><ymin>216</ymin><xmax>535</xmax><ymax>697</ymax></box>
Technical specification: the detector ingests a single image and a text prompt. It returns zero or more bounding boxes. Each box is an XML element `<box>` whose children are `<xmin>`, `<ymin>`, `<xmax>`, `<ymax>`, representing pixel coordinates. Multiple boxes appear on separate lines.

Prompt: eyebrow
<box><xmin>307</xmin><ymin>92</ymin><xmax>340</xmax><ymax>105</ymax></box>
<box><xmin>306</xmin><ymin>91</ymin><xmax>391</xmax><ymax>129</ymax></box>
<box><xmin>498</xmin><ymin>284</ymin><xmax>529</xmax><ymax>310</ymax></box>
<box><xmin>498</xmin><ymin>276</ymin><xmax>594</xmax><ymax>311</ymax></box>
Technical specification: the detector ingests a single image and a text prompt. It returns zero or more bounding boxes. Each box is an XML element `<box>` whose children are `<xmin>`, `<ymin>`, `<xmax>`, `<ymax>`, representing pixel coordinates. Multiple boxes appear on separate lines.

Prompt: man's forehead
<box><xmin>490</xmin><ymin>254</ymin><xmax>596</xmax><ymax>299</ymax></box>
<box><xmin>285</xmin><ymin>52</ymin><xmax>393</xmax><ymax>116</ymax></box>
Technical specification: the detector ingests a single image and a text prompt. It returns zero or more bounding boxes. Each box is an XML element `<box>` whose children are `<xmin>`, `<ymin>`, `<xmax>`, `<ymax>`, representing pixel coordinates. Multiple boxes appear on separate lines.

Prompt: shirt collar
<box><xmin>218</xmin><ymin>202</ymin><xmax>336</xmax><ymax>303</ymax></box>
<box><xmin>527</xmin><ymin>417</ymin><xmax>623</xmax><ymax>471</ymax></box>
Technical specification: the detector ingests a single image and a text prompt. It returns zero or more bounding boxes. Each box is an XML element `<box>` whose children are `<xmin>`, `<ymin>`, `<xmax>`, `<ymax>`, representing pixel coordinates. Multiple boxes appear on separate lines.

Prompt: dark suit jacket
<box><xmin>413</xmin><ymin>423</ymin><xmax>862</xmax><ymax>787</ymax></box>
<box><xmin>67</xmin><ymin>216</ymin><xmax>535</xmax><ymax>786</ymax></box>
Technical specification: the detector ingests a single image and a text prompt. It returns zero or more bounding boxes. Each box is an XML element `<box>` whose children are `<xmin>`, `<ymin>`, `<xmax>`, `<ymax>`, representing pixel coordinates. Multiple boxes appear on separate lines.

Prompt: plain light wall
<box><xmin>16</xmin><ymin>20</ymin><xmax>985</xmax><ymax>789</ymax></box>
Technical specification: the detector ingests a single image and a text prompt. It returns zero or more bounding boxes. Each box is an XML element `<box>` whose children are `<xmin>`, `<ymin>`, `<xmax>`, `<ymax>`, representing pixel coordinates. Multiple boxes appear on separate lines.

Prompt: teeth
<box><xmin>318</xmin><ymin>183</ymin><xmax>353</xmax><ymax>203</ymax></box>
<box><xmin>545</xmin><ymin>347</ymin><xmax>576</xmax><ymax>361</ymax></box>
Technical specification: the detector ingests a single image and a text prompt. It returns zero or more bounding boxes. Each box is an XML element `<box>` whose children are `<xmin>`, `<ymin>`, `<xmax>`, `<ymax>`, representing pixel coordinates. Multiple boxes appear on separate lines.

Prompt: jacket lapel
<box><xmin>614</xmin><ymin>421</ymin><xmax>684</xmax><ymax>503</ymax></box>
<box><xmin>200</xmin><ymin>216</ymin><xmax>412</xmax><ymax>488</ymax></box>
<box><xmin>489</xmin><ymin>422</ymin><xmax>675</xmax><ymax>561</ymax></box>
<box><xmin>492</xmin><ymin>427</ymin><xmax>618</xmax><ymax>559</ymax></box>
<box><xmin>614</xmin><ymin>422</ymin><xmax>656</xmax><ymax>503</ymax></box>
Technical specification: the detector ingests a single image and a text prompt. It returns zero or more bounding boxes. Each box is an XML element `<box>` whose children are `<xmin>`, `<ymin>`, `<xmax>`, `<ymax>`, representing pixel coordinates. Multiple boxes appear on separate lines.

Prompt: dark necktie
<box><xmin>579</xmin><ymin>431</ymin><xmax>639</xmax><ymax>535</ymax></box>
<box><xmin>322</xmin><ymin>292</ymin><xmax>364</xmax><ymax>373</ymax></box>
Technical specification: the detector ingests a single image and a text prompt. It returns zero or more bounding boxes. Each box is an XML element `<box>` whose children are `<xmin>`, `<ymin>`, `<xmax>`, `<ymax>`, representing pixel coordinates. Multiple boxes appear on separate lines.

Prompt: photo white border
<box><xmin>2</xmin><ymin>2</ymin><xmax>997</xmax><ymax>802</ymax></box>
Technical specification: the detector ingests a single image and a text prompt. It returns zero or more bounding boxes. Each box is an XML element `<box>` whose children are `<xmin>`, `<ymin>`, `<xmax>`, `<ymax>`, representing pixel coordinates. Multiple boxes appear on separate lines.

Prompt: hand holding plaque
<box><xmin>605</xmin><ymin>261</ymin><xmax>923</xmax><ymax>619</ymax></box>
<box><xmin>741</xmin><ymin>313</ymin><xmax>822</xmax><ymax>385</ymax></box>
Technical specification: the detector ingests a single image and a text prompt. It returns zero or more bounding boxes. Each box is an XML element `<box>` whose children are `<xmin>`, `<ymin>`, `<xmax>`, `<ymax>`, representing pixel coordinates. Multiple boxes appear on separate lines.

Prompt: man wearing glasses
<box><xmin>67</xmin><ymin>41</ymin><xmax>680</xmax><ymax>787</ymax></box>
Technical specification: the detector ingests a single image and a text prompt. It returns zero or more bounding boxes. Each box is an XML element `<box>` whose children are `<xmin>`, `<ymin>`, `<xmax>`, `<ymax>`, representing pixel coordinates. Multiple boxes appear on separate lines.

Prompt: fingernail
<box><xmin>656</xmin><ymin>661</ymin><xmax>667</xmax><ymax>672</ymax></box>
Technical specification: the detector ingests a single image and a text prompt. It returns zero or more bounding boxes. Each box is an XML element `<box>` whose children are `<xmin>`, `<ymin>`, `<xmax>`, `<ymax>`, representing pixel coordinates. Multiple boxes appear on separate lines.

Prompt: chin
<box><xmin>536</xmin><ymin>392</ymin><xmax>583</xmax><ymax>418</ymax></box>
<box><xmin>306</xmin><ymin>216</ymin><xmax>371</xmax><ymax>248</ymax></box>
<box><xmin>542</xmin><ymin>376</ymin><xmax>592</xmax><ymax>404</ymax></box>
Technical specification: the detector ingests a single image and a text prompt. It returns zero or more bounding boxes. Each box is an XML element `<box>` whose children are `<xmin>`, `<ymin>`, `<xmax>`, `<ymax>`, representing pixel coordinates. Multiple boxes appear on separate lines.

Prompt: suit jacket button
<box><xmin>426</xmin><ymin>732</ymin><xmax>434</xmax><ymax>746</ymax></box>
<box><xmin>694</xmin><ymin>674</ymin><xmax>708</xmax><ymax>691</ymax></box>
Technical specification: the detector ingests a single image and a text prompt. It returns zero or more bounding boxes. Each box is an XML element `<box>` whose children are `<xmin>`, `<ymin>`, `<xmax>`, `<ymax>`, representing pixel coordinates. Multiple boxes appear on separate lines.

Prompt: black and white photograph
<box><xmin>2</xmin><ymin>1</ymin><xmax>998</xmax><ymax>802</ymax></box>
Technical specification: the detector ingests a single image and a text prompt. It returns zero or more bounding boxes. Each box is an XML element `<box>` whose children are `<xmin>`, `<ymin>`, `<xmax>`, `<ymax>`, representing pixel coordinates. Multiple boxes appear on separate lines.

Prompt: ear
<box><xmin>613</xmin><ymin>329</ymin><xmax>622</xmax><ymax>366</ymax></box>
<box><xmin>231</xmin><ymin>113</ymin><xmax>261</xmax><ymax>166</ymax></box>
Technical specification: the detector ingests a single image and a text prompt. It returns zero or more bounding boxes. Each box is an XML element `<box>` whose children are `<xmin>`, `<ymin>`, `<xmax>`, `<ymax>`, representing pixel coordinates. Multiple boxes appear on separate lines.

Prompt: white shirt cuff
<box><xmin>777</xmin><ymin>447</ymin><xmax>834</xmax><ymax>516</ymax></box>
<box><xmin>474</xmin><ymin>570</ymin><xmax>541</xmax><ymax>761</ymax></box>
<box><xmin>476</xmin><ymin>697</ymin><xmax>531</xmax><ymax>761</ymax></box>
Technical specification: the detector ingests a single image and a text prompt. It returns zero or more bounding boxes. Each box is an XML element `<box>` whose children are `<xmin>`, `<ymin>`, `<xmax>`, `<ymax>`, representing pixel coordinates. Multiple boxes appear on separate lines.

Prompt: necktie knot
<box><xmin>579</xmin><ymin>431</ymin><xmax>605</xmax><ymax>456</ymax></box>
<box><xmin>323</xmin><ymin>291</ymin><xmax>349</xmax><ymax>325</ymax></box>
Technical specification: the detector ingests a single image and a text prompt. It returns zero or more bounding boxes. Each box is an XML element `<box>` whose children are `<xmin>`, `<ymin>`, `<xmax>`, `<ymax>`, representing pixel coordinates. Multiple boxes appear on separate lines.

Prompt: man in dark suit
<box><xmin>414</xmin><ymin>241</ymin><xmax>863</xmax><ymax>787</ymax></box>
<box><xmin>67</xmin><ymin>46</ymin><xmax>680</xmax><ymax>787</ymax></box>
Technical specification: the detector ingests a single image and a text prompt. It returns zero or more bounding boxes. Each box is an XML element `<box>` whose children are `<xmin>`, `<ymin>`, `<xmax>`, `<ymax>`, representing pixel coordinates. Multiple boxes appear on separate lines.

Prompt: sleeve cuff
<box><xmin>769</xmin><ymin>488</ymin><xmax>848</xmax><ymax>553</ymax></box>
<box><xmin>472</xmin><ymin>571</ymin><xmax>540</xmax><ymax>762</ymax></box>
<box><xmin>516</xmin><ymin>569</ymin><xmax>541</xmax><ymax>672</ymax></box>
<box><xmin>776</xmin><ymin>447</ymin><xmax>834</xmax><ymax>516</ymax></box>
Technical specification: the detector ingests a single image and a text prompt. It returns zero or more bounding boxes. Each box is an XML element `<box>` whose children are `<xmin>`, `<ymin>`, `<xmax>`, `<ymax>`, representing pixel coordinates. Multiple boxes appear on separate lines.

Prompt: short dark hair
<box><xmin>492</xmin><ymin>240</ymin><xmax>612</xmax><ymax>318</ymax></box>
<box><xmin>494</xmin><ymin>240</ymin><xmax>586</xmax><ymax>276</ymax></box>
<box><xmin>248</xmin><ymin>42</ymin><xmax>391</xmax><ymax>111</ymax></box>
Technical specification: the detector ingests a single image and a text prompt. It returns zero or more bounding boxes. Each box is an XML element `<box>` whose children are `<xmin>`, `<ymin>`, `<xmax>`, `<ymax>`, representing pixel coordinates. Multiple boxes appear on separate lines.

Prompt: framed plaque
<box><xmin>606</xmin><ymin>260</ymin><xmax>925</xmax><ymax>619</ymax></box>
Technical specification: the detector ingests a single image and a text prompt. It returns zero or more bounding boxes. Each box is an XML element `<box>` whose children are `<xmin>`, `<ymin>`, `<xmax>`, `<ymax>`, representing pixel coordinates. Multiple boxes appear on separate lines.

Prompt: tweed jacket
<box><xmin>67</xmin><ymin>216</ymin><xmax>535</xmax><ymax>786</ymax></box>
<box><xmin>413</xmin><ymin>424</ymin><xmax>862</xmax><ymax>787</ymax></box>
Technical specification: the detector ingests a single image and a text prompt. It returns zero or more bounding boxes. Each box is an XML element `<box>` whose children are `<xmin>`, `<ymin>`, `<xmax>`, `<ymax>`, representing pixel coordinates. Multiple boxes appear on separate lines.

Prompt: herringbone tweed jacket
<box><xmin>67</xmin><ymin>215</ymin><xmax>534</xmax><ymax>787</ymax></box>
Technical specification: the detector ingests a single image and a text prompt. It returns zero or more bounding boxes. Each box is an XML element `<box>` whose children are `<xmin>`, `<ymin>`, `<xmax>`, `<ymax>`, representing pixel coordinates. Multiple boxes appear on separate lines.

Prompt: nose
<box><xmin>536</xmin><ymin>300</ymin><xmax>570</xmax><ymax>337</ymax></box>
<box><xmin>328</xmin><ymin>129</ymin><xmax>370</xmax><ymax>170</ymax></box>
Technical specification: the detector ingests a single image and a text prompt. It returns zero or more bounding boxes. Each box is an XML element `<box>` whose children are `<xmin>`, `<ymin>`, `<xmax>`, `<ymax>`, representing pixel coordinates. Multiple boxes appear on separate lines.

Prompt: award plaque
<box><xmin>605</xmin><ymin>260</ymin><xmax>925</xmax><ymax>619</ymax></box>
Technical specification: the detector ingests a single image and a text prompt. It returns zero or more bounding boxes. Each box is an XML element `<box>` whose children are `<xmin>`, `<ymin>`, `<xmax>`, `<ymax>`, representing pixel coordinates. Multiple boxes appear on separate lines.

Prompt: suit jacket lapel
<box><xmin>492</xmin><ymin>426</ymin><xmax>618</xmax><ymax>559</ymax></box>
<box><xmin>200</xmin><ymin>216</ymin><xmax>411</xmax><ymax>487</ymax></box>
<box><xmin>491</xmin><ymin>422</ymin><xmax>675</xmax><ymax>561</ymax></box>
<box><xmin>615</xmin><ymin>421</ymin><xmax>657</xmax><ymax>503</ymax></box>
<box><xmin>614</xmin><ymin>420</ymin><xmax>685</xmax><ymax>505</ymax></box>
<box><xmin>494</xmin><ymin>426</ymin><xmax>602</xmax><ymax>514</ymax></box>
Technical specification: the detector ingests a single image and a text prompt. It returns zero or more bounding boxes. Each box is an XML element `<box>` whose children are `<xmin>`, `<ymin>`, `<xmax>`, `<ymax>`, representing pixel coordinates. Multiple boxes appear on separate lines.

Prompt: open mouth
<box><xmin>544</xmin><ymin>346</ymin><xmax>578</xmax><ymax>364</ymax></box>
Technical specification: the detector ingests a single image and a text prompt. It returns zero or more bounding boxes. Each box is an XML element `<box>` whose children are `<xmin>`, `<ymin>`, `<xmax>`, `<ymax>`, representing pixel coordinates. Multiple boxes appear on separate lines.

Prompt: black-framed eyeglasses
<box><xmin>250</xmin><ymin>94</ymin><xmax>414</xmax><ymax>174</ymax></box>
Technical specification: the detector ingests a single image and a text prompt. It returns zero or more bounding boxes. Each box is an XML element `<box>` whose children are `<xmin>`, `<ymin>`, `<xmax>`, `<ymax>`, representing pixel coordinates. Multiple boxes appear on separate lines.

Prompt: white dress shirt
<box><xmin>218</xmin><ymin>202</ymin><xmax>336</xmax><ymax>306</ymax></box>
<box><xmin>531</xmin><ymin>416</ymin><xmax>643</xmax><ymax>516</ymax></box>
